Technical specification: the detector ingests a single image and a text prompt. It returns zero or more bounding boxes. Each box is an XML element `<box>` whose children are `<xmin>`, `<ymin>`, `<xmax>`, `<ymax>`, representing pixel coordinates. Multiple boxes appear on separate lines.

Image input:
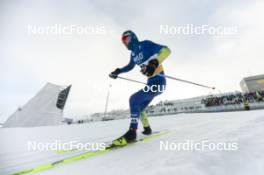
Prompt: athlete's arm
<box><xmin>119</xmin><ymin>57</ymin><xmax>135</xmax><ymax>73</ymax></box>
<box><xmin>156</xmin><ymin>47</ymin><xmax>171</xmax><ymax>64</ymax></box>
<box><xmin>109</xmin><ymin>57</ymin><xmax>135</xmax><ymax>79</ymax></box>
<box><xmin>140</xmin><ymin>40</ymin><xmax>171</xmax><ymax>77</ymax></box>
<box><xmin>142</xmin><ymin>40</ymin><xmax>171</xmax><ymax>64</ymax></box>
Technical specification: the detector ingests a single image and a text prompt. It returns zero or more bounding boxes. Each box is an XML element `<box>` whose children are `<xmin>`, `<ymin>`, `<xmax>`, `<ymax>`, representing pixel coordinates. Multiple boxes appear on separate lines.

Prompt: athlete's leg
<box><xmin>129</xmin><ymin>89</ymin><xmax>154</xmax><ymax>129</ymax></box>
<box><xmin>139</xmin><ymin>74</ymin><xmax>166</xmax><ymax>128</ymax></box>
<box><xmin>112</xmin><ymin>91</ymin><xmax>153</xmax><ymax>146</ymax></box>
<box><xmin>113</xmin><ymin>74</ymin><xmax>166</xmax><ymax>146</ymax></box>
<box><xmin>140</xmin><ymin>110</ymin><xmax>150</xmax><ymax>128</ymax></box>
<box><xmin>129</xmin><ymin>74</ymin><xmax>166</xmax><ymax>130</ymax></box>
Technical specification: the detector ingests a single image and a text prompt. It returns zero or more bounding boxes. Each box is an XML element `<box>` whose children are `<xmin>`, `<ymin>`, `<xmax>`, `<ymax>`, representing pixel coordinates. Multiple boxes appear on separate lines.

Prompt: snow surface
<box><xmin>1</xmin><ymin>110</ymin><xmax>264</xmax><ymax>175</ymax></box>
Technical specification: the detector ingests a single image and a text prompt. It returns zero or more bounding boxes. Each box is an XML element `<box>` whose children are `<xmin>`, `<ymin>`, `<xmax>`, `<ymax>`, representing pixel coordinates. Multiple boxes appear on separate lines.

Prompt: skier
<box><xmin>109</xmin><ymin>30</ymin><xmax>171</xmax><ymax>146</ymax></box>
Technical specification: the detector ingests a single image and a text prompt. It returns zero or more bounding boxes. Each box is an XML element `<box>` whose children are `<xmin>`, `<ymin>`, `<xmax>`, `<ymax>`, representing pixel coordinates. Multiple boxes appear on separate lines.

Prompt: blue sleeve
<box><xmin>119</xmin><ymin>57</ymin><xmax>135</xmax><ymax>73</ymax></box>
<box><xmin>142</xmin><ymin>40</ymin><xmax>166</xmax><ymax>55</ymax></box>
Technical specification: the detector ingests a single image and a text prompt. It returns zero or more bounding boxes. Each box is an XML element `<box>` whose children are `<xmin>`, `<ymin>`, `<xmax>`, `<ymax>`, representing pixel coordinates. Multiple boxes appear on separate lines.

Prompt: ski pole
<box><xmin>117</xmin><ymin>76</ymin><xmax>147</xmax><ymax>85</ymax></box>
<box><xmin>104</xmin><ymin>84</ymin><xmax>112</xmax><ymax>118</ymax></box>
<box><xmin>158</xmin><ymin>74</ymin><xmax>216</xmax><ymax>90</ymax></box>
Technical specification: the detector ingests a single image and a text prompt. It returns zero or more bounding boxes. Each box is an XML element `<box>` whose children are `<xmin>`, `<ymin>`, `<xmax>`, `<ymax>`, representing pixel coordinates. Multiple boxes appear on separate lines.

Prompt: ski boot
<box><xmin>112</xmin><ymin>128</ymin><xmax>137</xmax><ymax>146</ymax></box>
<box><xmin>140</xmin><ymin>111</ymin><xmax>152</xmax><ymax>135</ymax></box>
<box><xmin>142</xmin><ymin>126</ymin><xmax>152</xmax><ymax>135</ymax></box>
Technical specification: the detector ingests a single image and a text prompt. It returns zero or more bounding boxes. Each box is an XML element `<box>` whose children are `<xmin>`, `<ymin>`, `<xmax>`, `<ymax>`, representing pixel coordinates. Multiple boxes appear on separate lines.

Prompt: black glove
<box><xmin>109</xmin><ymin>68</ymin><xmax>121</xmax><ymax>79</ymax></box>
<box><xmin>141</xmin><ymin>59</ymin><xmax>159</xmax><ymax>77</ymax></box>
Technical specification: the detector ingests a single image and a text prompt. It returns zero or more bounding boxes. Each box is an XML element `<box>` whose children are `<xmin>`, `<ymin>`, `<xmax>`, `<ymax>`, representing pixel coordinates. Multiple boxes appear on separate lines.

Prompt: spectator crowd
<box><xmin>145</xmin><ymin>90</ymin><xmax>264</xmax><ymax>115</ymax></box>
<box><xmin>202</xmin><ymin>90</ymin><xmax>264</xmax><ymax>107</ymax></box>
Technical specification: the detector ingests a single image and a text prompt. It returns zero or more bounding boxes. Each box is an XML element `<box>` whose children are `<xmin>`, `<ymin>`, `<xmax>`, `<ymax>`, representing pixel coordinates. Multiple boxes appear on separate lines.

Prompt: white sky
<box><xmin>1</xmin><ymin>0</ymin><xmax>264</xmax><ymax>122</ymax></box>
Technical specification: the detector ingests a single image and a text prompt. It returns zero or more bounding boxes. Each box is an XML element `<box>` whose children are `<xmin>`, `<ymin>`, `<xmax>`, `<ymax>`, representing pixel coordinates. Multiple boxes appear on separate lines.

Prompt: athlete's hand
<box><xmin>141</xmin><ymin>59</ymin><xmax>159</xmax><ymax>77</ymax></box>
<box><xmin>109</xmin><ymin>68</ymin><xmax>121</xmax><ymax>79</ymax></box>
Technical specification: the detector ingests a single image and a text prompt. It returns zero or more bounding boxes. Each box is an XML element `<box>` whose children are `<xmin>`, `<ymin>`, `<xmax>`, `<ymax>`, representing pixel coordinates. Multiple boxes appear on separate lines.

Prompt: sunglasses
<box><xmin>122</xmin><ymin>35</ymin><xmax>131</xmax><ymax>46</ymax></box>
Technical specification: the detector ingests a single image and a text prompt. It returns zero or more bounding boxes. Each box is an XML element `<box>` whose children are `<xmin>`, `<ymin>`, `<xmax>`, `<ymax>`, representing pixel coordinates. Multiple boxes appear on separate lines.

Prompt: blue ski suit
<box><xmin>119</xmin><ymin>40</ymin><xmax>170</xmax><ymax>129</ymax></box>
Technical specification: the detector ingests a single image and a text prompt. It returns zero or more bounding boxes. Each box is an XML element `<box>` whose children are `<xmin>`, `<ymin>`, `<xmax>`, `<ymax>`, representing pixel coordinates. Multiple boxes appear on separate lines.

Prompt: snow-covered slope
<box><xmin>1</xmin><ymin>110</ymin><xmax>264</xmax><ymax>175</ymax></box>
<box><xmin>3</xmin><ymin>83</ymin><xmax>70</xmax><ymax>128</ymax></box>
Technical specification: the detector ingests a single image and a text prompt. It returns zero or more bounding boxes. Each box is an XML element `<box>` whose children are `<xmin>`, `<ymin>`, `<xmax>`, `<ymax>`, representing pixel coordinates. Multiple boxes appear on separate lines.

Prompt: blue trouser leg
<box><xmin>129</xmin><ymin>74</ymin><xmax>166</xmax><ymax>129</ymax></box>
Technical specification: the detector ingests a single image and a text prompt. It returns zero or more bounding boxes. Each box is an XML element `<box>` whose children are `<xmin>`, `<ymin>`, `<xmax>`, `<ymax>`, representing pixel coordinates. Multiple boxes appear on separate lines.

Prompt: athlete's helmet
<box><xmin>122</xmin><ymin>30</ymin><xmax>139</xmax><ymax>50</ymax></box>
